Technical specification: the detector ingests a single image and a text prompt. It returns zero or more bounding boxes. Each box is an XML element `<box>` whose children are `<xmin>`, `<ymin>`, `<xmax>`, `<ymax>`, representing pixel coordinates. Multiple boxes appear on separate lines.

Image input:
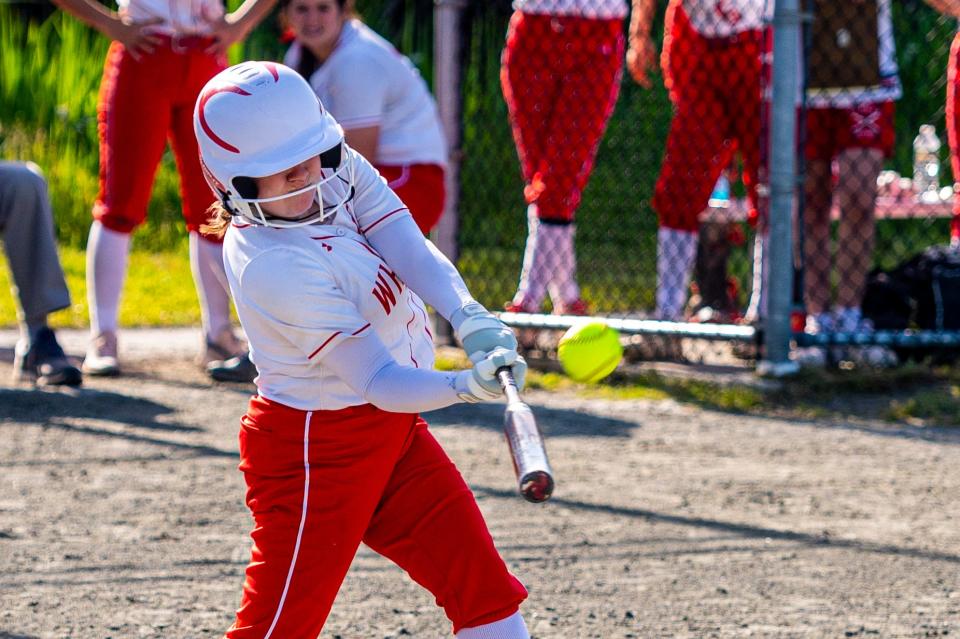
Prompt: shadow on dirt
<box><xmin>0</xmin><ymin>387</ymin><xmax>194</xmax><ymax>432</ymax></box>
<box><xmin>473</xmin><ymin>485</ymin><xmax>960</xmax><ymax>565</ymax></box>
<box><xmin>425</xmin><ymin>401</ymin><xmax>638</xmax><ymax>438</ymax></box>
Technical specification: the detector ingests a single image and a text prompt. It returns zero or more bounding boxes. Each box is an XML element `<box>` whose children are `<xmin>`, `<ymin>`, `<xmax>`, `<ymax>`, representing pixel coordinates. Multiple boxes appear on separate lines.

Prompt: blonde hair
<box><xmin>200</xmin><ymin>201</ymin><xmax>233</xmax><ymax>239</ymax></box>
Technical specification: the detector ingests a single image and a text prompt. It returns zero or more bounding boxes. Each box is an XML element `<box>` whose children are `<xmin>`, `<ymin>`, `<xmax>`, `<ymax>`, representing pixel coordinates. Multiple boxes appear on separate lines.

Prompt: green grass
<box><xmin>0</xmin><ymin>245</ymin><xmax>199</xmax><ymax>328</ymax></box>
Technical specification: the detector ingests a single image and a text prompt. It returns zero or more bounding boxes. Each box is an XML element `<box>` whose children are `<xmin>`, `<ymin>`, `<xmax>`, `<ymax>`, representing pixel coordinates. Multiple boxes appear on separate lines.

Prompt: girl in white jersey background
<box><xmin>278</xmin><ymin>0</ymin><xmax>448</xmax><ymax>234</ymax></box>
<box><xmin>194</xmin><ymin>61</ymin><xmax>531</xmax><ymax>638</ymax></box>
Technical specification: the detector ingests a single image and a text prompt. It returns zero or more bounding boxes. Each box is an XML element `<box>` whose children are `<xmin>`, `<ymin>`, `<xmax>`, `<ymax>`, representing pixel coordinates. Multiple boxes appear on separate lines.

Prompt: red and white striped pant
<box><xmin>500</xmin><ymin>11</ymin><xmax>624</xmax><ymax>223</ymax></box>
<box><xmin>653</xmin><ymin>3</ymin><xmax>764</xmax><ymax>232</ymax></box>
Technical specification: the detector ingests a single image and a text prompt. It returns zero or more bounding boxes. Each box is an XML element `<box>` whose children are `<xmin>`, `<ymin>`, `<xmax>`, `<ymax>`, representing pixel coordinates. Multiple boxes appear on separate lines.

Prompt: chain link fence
<box><xmin>436</xmin><ymin>0</ymin><xmax>960</xmax><ymax>369</ymax></box>
<box><xmin>6</xmin><ymin>0</ymin><xmax>960</xmax><ymax>369</ymax></box>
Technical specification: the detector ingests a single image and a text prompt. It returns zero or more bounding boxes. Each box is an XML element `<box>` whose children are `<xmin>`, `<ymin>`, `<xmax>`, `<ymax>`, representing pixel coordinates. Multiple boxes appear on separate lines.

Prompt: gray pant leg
<box><xmin>0</xmin><ymin>161</ymin><xmax>71</xmax><ymax>321</ymax></box>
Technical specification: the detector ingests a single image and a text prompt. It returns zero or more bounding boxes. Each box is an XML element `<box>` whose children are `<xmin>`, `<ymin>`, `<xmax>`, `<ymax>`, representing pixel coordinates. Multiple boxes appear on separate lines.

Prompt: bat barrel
<box><xmin>502</xmin><ymin>394</ymin><xmax>554</xmax><ymax>503</ymax></box>
<box><xmin>518</xmin><ymin>469</ymin><xmax>554</xmax><ymax>503</ymax></box>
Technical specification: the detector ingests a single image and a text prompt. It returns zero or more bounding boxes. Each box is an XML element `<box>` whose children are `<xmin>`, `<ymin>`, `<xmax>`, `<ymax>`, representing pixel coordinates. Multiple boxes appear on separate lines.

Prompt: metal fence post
<box><xmin>433</xmin><ymin>0</ymin><xmax>467</xmax><ymax>344</ymax></box>
<box><xmin>758</xmin><ymin>0</ymin><xmax>802</xmax><ymax>377</ymax></box>
<box><xmin>433</xmin><ymin>0</ymin><xmax>466</xmax><ymax>263</ymax></box>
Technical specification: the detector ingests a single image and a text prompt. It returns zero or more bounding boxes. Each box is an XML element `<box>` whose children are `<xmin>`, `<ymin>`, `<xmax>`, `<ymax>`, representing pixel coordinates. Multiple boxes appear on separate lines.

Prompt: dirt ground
<box><xmin>1</xmin><ymin>331</ymin><xmax>959</xmax><ymax>638</ymax></box>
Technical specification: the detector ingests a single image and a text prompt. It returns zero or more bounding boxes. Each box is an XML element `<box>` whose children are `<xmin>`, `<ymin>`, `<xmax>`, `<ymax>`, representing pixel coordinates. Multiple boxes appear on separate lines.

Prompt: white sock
<box><xmin>655</xmin><ymin>227</ymin><xmax>698</xmax><ymax>321</ymax></box>
<box><xmin>544</xmin><ymin>222</ymin><xmax>580</xmax><ymax>306</ymax></box>
<box><xmin>456</xmin><ymin>612</ymin><xmax>529</xmax><ymax>639</ymax></box>
<box><xmin>513</xmin><ymin>205</ymin><xmax>549</xmax><ymax>309</ymax></box>
<box><xmin>86</xmin><ymin>220</ymin><xmax>130</xmax><ymax>335</ymax></box>
<box><xmin>744</xmin><ymin>231</ymin><xmax>768</xmax><ymax>322</ymax></box>
<box><xmin>189</xmin><ymin>232</ymin><xmax>233</xmax><ymax>340</ymax></box>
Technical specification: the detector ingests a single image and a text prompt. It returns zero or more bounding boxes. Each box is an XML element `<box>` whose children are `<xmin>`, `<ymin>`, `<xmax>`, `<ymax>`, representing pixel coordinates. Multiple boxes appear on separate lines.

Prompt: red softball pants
<box><xmin>653</xmin><ymin>3</ymin><xmax>763</xmax><ymax>232</ymax></box>
<box><xmin>947</xmin><ymin>31</ymin><xmax>960</xmax><ymax>239</ymax></box>
<box><xmin>93</xmin><ymin>39</ymin><xmax>225</xmax><ymax>236</ymax></box>
<box><xmin>225</xmin><ymin>396</ymin><xmax>527</xmax><ymax>638</ymax></box>
<box><xmin>500</xmin><ymin>11</ymin><xmax>624</xmax><ymax>223</ymax></box>
<box><xmin>376</xmin><ymin>163</ymin><xmax>446</xmax><ymax>234</ymax></box>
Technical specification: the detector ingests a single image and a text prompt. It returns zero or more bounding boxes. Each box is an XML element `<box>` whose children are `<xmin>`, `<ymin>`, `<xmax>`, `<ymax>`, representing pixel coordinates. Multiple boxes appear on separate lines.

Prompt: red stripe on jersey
<box><xmin>361</xmin><ymin>207</ymin><xmax>408</xmax><ymax>234</ymax></box>
<box><xmin>352</xmin><ymin>323</ymin><xmax>371</xmax><ymax>335</ymax></box>
<box><xmin>352</xmin><ymin>240</ymin><xmax>383</xmax><ymax>259</ymax></box>
<box><xmin>308</xmin><ymin>331</ymin><xmax>342</xmax><ymax>359</ymax></box>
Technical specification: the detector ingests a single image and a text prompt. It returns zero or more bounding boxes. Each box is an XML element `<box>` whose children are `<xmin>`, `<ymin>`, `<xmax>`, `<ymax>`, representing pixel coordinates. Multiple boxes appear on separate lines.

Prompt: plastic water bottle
<box><xmin>707</xmin><ymin>174</ymin><xmax>731</xmax><ymax>208</ymax></box>
<box><xmin>913</xmin><ymin>124</ymin><xmax>941</xmax><ymax>203</ymax></box>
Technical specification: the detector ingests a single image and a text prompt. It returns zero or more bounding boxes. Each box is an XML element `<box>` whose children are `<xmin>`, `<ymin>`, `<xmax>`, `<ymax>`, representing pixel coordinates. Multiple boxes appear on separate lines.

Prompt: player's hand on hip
<box><xmin>450</xmin><ymin>302</ymin><xmax>518</xmax><ymax>363</ymax></box>
<box><xmin>109</xmin><ymin>17</ymin><xmax>164</xmax><ymax>60</ymax></box>
<box><xmin>200</xmin><ymin>12</ymin><xmax>248</xmax><ymax>55</ymax></box>
<box><xmin>455</xmin><ymin>347</ymin><xmax>527</xmax><ymax>403</ymax></box>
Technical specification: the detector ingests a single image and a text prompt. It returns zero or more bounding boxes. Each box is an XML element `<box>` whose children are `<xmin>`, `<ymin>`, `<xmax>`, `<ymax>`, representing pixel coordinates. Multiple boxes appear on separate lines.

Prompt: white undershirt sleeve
<box><xmin>323</xmin><ymin>330</ymin><xmax>466</xmax><ymax>413</ymax></box>
<box><xmin>366</xmin><ymin>212</ymin><xmax>474</xmax><ymax>321</ymax></box>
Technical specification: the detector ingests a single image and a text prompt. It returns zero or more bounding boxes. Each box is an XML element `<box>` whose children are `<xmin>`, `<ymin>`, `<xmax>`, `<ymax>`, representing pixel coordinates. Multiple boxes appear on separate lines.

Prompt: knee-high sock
<box><xmin>545</xmin><ymin>221</ymin><xmax>580</xmax><ymax>306</ymax></box>
<box><xmin>655</xmin><ymin>227</ymin><xmax>698</xmax><ymax>321</ymax></box>
<box><xmin>189</xmin><ymin>232</ymin><xmax>232</xmax><ymax>340</ymax></box>
<box><xmin>86</xmin><ymin>220</ymin><xmax>130</xmax><ymax>335</ymax></box>
<box><xmin>512</xmin><ymin>205</ymin><xmax>549</xmax><ymax>309</ymax></box>
<box><xmin>744</xmin><ymin>231</ymin><xmax>769</xmax><ymax>322</ymax></box>
<box><xmin>456</xmin><ymin>611</ymin><xmax>530</xmax><ymax>639</ymax></box>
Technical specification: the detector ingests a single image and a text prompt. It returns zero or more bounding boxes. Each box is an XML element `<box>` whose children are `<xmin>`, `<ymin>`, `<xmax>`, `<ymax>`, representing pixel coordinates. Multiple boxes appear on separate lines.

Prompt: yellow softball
<box><xmin>557</xmin><ymin>320</ymin><xmax>623</xmax><ymax>383</ymax></box>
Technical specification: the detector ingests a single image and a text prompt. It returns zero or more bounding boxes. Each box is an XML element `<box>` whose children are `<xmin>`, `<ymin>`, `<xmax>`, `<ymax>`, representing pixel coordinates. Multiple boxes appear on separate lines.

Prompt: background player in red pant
<box><xmin>501</xmin><ymin>0</ymin><xmax>627</xmax><ymax>316</ymax></box>
<box><xmin>925</xmin><ymin>0</ymin><xmax>960</xmax><ymax>242</ymax></box>
<box><xmin>52</xmin><ymin>0</ymin><xmax>276</xmax><ymax>381</ymax></box>
<box><xmin>629</xmin><ymin>0</ymin><xmax>767</xmax><ymax>321</ymax></box>
<box><xmin>196</xmin><ymin>62</ymin><xmax>531</xmax><ymax>638</ymax></box>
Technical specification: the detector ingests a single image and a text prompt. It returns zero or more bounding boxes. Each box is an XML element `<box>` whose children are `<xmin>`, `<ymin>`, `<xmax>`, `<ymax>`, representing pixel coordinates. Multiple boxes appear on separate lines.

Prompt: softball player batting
<box><xmin>629</xmin><ymin>0</ymin><xmax>767</xmax><ymax>321</ymax></box>
<box><xmin>52</xmin><ymin>0</ymin><xmax>276</xmax><ymax>381</ymax></box>
<box><xmin>195</xmin><ymin>62</ymin><xmax>531</xmax><ymax>638</ymax></box>
<box><xmin>501</xmin><ymin>0</ymin><xmax>627</xmax><ymax>316</ymax></box>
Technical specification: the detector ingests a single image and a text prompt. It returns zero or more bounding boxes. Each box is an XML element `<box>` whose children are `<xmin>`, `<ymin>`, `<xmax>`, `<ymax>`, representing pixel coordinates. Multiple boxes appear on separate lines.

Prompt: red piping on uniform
<box><xmin>361</xmin><ymin>207</ymin><xmax>408</xmax><ymax>234</ymax></box>
<box><xmin>308</xmin><ymin>331</ymin><xmax>342</xmax><ymax>359</ymax></box>
<box><xmin>352</xmin><ymin>324</ymin><xmax>371</xmax><ymax>335</ymax></box>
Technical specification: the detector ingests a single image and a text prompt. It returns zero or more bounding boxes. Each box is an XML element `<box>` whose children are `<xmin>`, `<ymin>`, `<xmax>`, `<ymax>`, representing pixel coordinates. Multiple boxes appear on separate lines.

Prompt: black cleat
<box><xmin>14</xmin><ymin>327</ymin><xmax>82</xmax><ymax>387</ymax></box>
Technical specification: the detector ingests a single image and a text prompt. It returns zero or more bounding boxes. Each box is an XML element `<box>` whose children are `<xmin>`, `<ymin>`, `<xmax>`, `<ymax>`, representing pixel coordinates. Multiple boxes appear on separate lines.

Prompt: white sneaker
<box><xmin>83</xmin><ymin>331</ymin><xmax>120</xmax><ymax>376</ymax></box>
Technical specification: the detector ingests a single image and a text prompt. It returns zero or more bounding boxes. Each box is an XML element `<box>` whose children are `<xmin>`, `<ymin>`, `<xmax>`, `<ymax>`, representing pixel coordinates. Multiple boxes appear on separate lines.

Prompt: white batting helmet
<box><xmin>193</xmin><ymin>61</ymin><xmax>353</xmax><ymax>227</ymax></box>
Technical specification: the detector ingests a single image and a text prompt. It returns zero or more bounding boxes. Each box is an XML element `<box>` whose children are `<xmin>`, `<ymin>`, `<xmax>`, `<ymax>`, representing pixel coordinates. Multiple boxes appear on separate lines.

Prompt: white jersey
<box><xmin>117</xmin><ymin>0</ymin><xmax>223</xmax><ymax>34</ymax></box>
<box><xmin>806</xmin><ymin>0</ymin><xmax>902</xmax><ymax>107</ymax></box>
<box><xmin>513</xmin><ymin>0</ymin><xmax>628</xmax><ymax>20</ymax></box>
<box><xmin>223</xmin><ymin>149</ymin><xmax>435</xmax><ymax>411</ymax></box>
<box><xmin>681</xmin><ymin>0</ymin><xmax>768</xmax><ymax>38</ymax></box>
<box><xmin>284</xmin><ymin>20</ymin><xmax>447</xmax><ymax>167</ymax></box>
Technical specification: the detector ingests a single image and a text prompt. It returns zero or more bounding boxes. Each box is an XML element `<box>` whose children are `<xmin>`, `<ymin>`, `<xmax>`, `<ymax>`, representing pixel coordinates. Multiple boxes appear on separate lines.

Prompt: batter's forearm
<box><xmin>368</xmin><ymin>214</ymin><xmax>473</xmax><ymax>322</ymax></box>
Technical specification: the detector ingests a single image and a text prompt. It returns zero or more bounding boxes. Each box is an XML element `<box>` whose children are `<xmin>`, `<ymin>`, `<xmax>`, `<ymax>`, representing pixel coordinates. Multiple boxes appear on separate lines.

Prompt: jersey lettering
<box><xmin>371</xmin><ymin>264</ymin><xmax>404</xmax><ymax>315</ymax></box>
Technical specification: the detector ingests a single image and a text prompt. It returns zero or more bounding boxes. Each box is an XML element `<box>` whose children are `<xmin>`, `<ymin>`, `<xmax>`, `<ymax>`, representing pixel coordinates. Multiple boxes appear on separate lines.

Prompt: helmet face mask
<box><xmin>228</xmin><ymin>151</ymin><xmax>355</xmax><ymax>228</ymax></box>
<box><xmin>194</xmin><ymin>61</ymin><xmax>352</xmax><ymax>228</ymax></box>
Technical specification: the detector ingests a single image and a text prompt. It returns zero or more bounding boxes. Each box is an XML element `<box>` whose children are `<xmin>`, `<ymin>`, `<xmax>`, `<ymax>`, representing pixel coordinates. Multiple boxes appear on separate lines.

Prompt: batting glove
<box><xmin>454</xmin><ymin>347</ymin><xmax>527</xmax><ymax>403</ymax></box>
<box><xmin>450</xmin><ymin>301</ymin><xmax>518</xmax><ymax>363</ymax></box>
